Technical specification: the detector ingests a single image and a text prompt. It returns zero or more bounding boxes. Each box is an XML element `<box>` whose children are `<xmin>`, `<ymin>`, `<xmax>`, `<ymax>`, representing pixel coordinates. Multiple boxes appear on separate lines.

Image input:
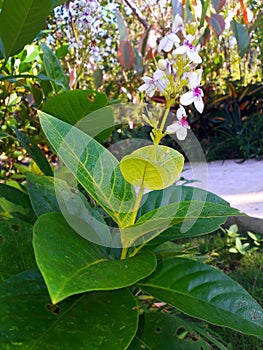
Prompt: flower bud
<box><xmin>158</xmin><ymin>59</ymin><xmax>167</xmax><ymax>71</ymax></box>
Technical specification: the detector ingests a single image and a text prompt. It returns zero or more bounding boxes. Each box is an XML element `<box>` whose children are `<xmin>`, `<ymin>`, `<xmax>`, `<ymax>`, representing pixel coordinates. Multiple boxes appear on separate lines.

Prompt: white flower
<box><xmin>138</xmin><ymin>69</ymin><xmax>169</xmax><ymax>97</ymax></box>
<box><xmin>180</xmin><ymin>70</ymin><xmax>204</xmax><ymax>113</ymax></box>
<box><xmin>172</xmin><ymin>14</ymin><xmax>185</xmax><ymax>36</ymax></box>
<box><xmin>166</xmin><ymin>105</ymin><xmax>189</xmax><ymax>140</ymax></box>
<box><xmin>173</xmin><ymin>34</ymin><xmax>202</xmax><ymax>64</ymax></box>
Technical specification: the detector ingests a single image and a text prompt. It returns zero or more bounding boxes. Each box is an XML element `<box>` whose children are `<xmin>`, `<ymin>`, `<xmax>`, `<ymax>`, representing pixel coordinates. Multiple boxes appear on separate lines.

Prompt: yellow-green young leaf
<box><xmin>120</xmin><ymin>145</ymin><xmax>184</xmax><ymax>190</ymax></box>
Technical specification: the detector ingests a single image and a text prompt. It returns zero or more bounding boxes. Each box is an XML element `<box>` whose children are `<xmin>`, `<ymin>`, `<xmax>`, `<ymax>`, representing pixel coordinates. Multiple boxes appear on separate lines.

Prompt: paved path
<box><xmin>182</xmin><ymin>159</ymin><xmax>263</xmax><ymax>219</ymax></box>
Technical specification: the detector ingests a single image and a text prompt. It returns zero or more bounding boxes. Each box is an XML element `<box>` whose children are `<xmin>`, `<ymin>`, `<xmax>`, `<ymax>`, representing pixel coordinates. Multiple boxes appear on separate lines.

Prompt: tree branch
<box><xmin>123</xmin><ymin>0</ymin><xmax>149</xmax><ymax>29</ymax></box>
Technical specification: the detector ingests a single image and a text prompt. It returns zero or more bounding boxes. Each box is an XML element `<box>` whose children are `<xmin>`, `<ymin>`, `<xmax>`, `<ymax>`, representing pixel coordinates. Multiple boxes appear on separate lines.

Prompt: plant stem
<box><xmin>159</xmin><ymin>101</ymin><xmax>172</xmax><ymax>131</ymax></box>
<box><xmin>120</xmin><ymin>103</ymin><xmax>172</xmax><ymax>259</ymax></box>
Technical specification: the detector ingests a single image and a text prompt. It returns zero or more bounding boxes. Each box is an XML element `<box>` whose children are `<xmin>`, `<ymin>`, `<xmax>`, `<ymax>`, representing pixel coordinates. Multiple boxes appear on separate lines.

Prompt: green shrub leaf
<box><xmin>129</xmin><ymin>312</ymin><xmax>223</xmax><ymax>350</ymax></box>
<box><xmin>120</xmin><ymin>145</ymin><xmax>184</xmax><ymax>190</ymax></box>
<box><xmin>39</xmin><ymin>111</ymin><xmax>136</xmax><ymax>227</ymax></box>
<box><xmin>122</xmin><ymin>201</ymin><xmax>240</xmax><ymax>247</ymax></box>
<box><xmin>0</xmin><ymin>218</ymin><xmax>36</xmax><ymax>282</ymax></box>
<box><xmin>0</xmin><ymin>184</ymin><xmax>36</xmax><ymax>223</ymax></box>
<box><xmin>42</xmin><ymin>90</ymin><xmax>111</xmax><ymax>142</ymax></box>
<box><xmin>138</xmin><ymin>257</ymin><xmax>263</xmax><ymax>338</ymax></box>
<box><xmin>0</xmin><ymin>0</ymin><xmax>52</xmax><ymax>58</ymax></box>
<box><xmin>0</xmin><ymin>270</ymin><xmax>138</xmax><ymax>349</ymax></box>
<box><xmin>14</xmin><ymin>128</ymin><xmax>53</xmax><ymax>176</ymax></box>
<box><xmin>41</xmin><ymin>42</ymin><xmax>70</xmax><ymax>93</ymax></box>
<box><xmin>137</xmin><ymin>185</ymin><xmax>232</xmax><ymax>247</ymax></box>
<box><xmin>33</xmin><ymin>212</ymin><xmax>157</xmax><ymax>303</ymax></box>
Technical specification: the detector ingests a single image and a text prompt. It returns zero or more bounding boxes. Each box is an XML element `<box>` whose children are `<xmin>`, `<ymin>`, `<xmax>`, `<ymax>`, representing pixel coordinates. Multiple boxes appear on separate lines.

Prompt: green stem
<box><xmin>120</xmin><ymin>103</ymin><xmax>172</xmax><ymax>259</ymax></box>
<box><xmin>159</xmin><ymin>101</ymin><xmax>172</xmax><ymax>131</ymax></box>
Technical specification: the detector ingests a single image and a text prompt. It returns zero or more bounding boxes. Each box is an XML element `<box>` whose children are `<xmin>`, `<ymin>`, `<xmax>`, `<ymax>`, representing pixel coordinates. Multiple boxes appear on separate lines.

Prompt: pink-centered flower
<box><xmin>166</xmin><ymin>105</ymin><xmax>189</xmax><ymax>140</ymax></box>
<box><xmin>158</xmin><ymin>15</ymin><xmax>184</xmax><ymax>53</ymax></box>
<box><xmin>138</xmin><ymin>69</ymin><xmax>169</xmax><ymax>97</ymax></box>
<box><xmin>180</xmin><ymin>70</ymin><xmax>204</xmax><ymax>113</ymax></box>
<box><xmin>173</xmin><ymin>34</ymin><xmax>202</xmax><ymax>64</ymax></box>
<box><xmin>172</xmin><ymin>14</ymin><xmax>185</xmax><ymax>36</ymax></box>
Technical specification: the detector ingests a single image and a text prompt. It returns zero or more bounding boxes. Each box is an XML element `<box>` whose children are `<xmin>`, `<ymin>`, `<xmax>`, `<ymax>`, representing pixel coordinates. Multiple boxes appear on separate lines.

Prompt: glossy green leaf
<box><xmin>26</xmin><ymin>173</ymin><xmax>60</xmax><ymax>216</ymax></box>
<box><xmin>0</xmin><ymin>0</ymin><xmax>52</xmax><ymax>58</ymax></box>
<box><xmin>26</xmin><ymin>173</ymin><xmax>113</xmax><ymax>246</ymax></box>
<box><xmin>41</xmin><ymin>42</ymin><xmax>69</xmax><ymax>93</ymax></box>
<box><xmin>0</xmin><ymin>131</ymin><xmax>9</xmax><ymax>139</ymax></box>
<box><xmin>0</xmin><ymin>218</ymin><xmax>36</xmax><ymax>282</ymax></box>
<box><xmin>231</xmin><ymin>19</ymin><xmax>250</xmax><ymax>57</ymax></box>
<box><xmin>42</xmin><ymin>90</ymin><xmax>111</xmax><ymax>142</ymax></box>
<box><xmin>139</xmin><ymin>257</ymin><xmax>263</xmax><ymax>338</ymax></box>
<box><xmin>39</xmin><ymin>112</ymin><xmax>136</xmax><ymax>227</ymax></box>
<box><xmin>0</xmin><ymin>270</ymin><xmax>138</xmax><ymax>349</ymax></box>
<box><xmin>14</xmin><ymin>128</ymin><xmax>53</xmax><ymax>176</ymax></box>
<box><xmin>129</xmin><ymin>312</ymin><xmax>225</xmax><ymax>350</ymax></box>
<box><xmin>137</xmin><ymin>185</ymin><xmax>231</xmax><ymax>247</ymax></box>
<box><xmin>122</xmin><ymin>201</ymin><xmax>240</xmax><ymax>247</ymax></box>
<box><xmin>33</xmin><ymin>212</ymin><xmax>157</xmax><ymax>303</ymax></box>
<box><xmin>120</xmin><ymin>145</ymin><xmax>184</xmax><ymax>190</ymax></box>
<box><xmin>0</xmin><ymin>184</ymin><xmax>36</xmax><ymax>223</ymax></box>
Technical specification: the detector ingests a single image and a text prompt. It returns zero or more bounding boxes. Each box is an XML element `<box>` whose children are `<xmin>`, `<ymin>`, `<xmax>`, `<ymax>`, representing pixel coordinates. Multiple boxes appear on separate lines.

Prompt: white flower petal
<box><xmin>189</xmin><ymin>72</ymin><xmax>198</xmax><ymax>90</ymax></box>
<box><xmin>142</xmin><ymin>76</ymin><xmax>152</xmax><ymax>84</ymax></box>
<box><xmin>173</xmin><ymin>45</ymin><xmax>187</xmax><ymax>55</ymax></box>
<box><xmin>158</xmin><ymin>37</ymin><xmax>168</xmax><ymax>52</ymax></box>
<box><xmin>177</xmin><ymin>105</ymin><xmax>186</xmax><ymax>120</ymax></box>
<box><xmin>187</xmin><ymin>50</ymin><xmax>202</xmax><ymax>64</ymax></box>
<box><xmin>167</xmin><ymin>122</ymin><xmax>181</xmax><ymax>133</ymax></box>
<box><xmin>176</xmin><ymin>127</ymin><xmax>187</xmax><ymax>140</ymax></box>
<box><xmin>172</xmin><ymin>14</ymin><xmax>184</xmax><ymax>33</ymax></box>
<box><xmin>195</xmin><ymin>69</ymin><xmax>203</xmax><ymax>86</ymax></box>
<box><xmin>194</xmin><ymin>97</ymin><xmax>204</xmax><ymax>113</ymax></box>
<box><xmin>153</xmin><ymin>69</ymin><xmax>164</xmax><ymax>80</ymax></box>
<box><xmin>138</xmin><ymin>83</ymin><xmax>148</xmax><ymax>92</ymax></box>
<box><xmin>167</xmin><ymin>32</ymin><xmax>180</xmax><ymax>44</ymax></box>
<box><xmin>146</xmin><ymin>87</ymin><xmax>156</xmax><ymax>97</ymax></box>
<box><xmin>180</xmin><ymin>91</ymin><xmax>195</xmax><ymax>106</ymax></box>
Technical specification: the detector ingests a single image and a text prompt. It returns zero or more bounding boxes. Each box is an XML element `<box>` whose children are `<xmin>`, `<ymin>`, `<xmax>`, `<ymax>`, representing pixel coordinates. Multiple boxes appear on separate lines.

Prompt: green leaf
<box><xmin>0</xmin><ymin>184</ymin><xmax>36</xmax><ymax>223</ymax></box>
<box><xmin>0</xmin><ymin>270</ymin><xmax>138</xmax><ymax>349</ymax></box>
<box><xmin>0</xmin><ymin>218</ymin><xmax>36</xmax><ymax>282</ymax></box>
<box><xmin>231</xmin><ymin>19</ymin><xmax>250</xmax><ymax>57</ymax></box>
<box><xmin>0</xmin><ymin>0</ymin><xmax>52</xmax><ymax>58</ymax></box>
<box><xmin>0</xmin><ymin>131</ymin><xmax>9</xmax><ymax>139</ymax></box>
<box><xmin>138</xmin><ymin>257</ymin><xmax>263</xmax><ymax>338</ymax></box>
<box><xmin>122</xmin><ymin>201</ymin><xmax>240</xmax><ymax>247</ymax></box>
<box><xmin>120</xmin><ymin>146</ymin><xmax>184</xmax><ymax>190</ymax></box>
<box><xmin>14</xmin><ymin>128</ymin><xmax>53</xmax><ymax>176</ymax></box>
<box><xmin>33</xmin><ymin>212</ymin><xmax>157</xmax><ymax>303</ymax></box>
<box><xmin>26</xmin><ymin>173</ymin><xmax>60</xmax><ymax>216</ymax></box>
<box><xmin>39</xmin><ymin>111</ymin><xmax>136</xmax><ymax>227</ymax></box>
<box><xmin>41</xmin><ymin>42</ymin><xmax>69</xmax><ymax>93</ymax></box>
<box><xmin>129</xmin><ymin>312</ymin><xmax>224</xmax><ymax>350</ymax></box>
<box><xmin>26</xmin><ymin>173</ymin><xmax>113</xmax><ymax>246</ymax></box>
<box><xmin>137</xmin><ymin>185</ymin><xmax>232</xmax><ymax>247</ymax></box>
<box><xmin>42</xmin><ymin>90</ymin><xmax>111</xmax><ymax>142</ymax></box>
<box><xmin>115</xmin><ymin>9</ymin><xmax>128</xmax><ymax>41</ymax></box>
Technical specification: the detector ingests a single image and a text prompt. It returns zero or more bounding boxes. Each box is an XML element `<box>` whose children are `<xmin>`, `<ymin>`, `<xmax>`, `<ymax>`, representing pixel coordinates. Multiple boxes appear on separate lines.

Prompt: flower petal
<box><xmin>177</xmin><ymin>105</ymin><xmax>186</xmax><ymax>120</ymax></box>
<box><xmin>187</xmin><ymin>50</ymin><xmax>202</xmax><ymax>64</ymax></box>
<box><xmin>189</xmin><ymin>72</ymin><xmax>198</xmax><ymax>90</ymax></box>
<box><xmin>158</xmin><ymin>37</ymin><xmax>168</xmax><ymax>52</ymax></box>
<box><xmin>167</xmin><ymin>32</ymin><xmax>180</xmax><ymax>44</ymax></box>
<box><xmin>138</xmin><ymin>83</ymin><xmax>149</xmax><ymax>92</ymax></box>
<box><xmin>167</xmin><ymin>122</ymin><xmax>181</xmax><ymax>133</ymax></box>
<box><xmin>176</xmin><ymin>126</ymin><xmax>188</xmax><ymax>140</ymax></box>
<box><xmin>194</xmin><ymin>97</ymin><xmax>204</xmax><ymax>113</ymax></box>
<box><xmin>173</xmin><ymin>45</ymin><xmax>187</xmax><ymax>55</ymax></box>
<box><xmin>180</xmin><ymin>91</ymin><xmax>195</xmax><ymax>106</ymax></box>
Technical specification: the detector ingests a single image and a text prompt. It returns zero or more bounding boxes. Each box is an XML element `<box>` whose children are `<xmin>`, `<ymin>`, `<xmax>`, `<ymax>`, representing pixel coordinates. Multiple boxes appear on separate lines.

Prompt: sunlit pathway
<box><xmin>183</xmin><ymin>159</ymin><xmax>263</xmax><ymax>219</ymax></box>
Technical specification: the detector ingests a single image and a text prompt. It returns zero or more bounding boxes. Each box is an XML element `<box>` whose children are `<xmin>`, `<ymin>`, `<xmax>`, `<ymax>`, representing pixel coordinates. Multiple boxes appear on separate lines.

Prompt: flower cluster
<box><xmin>139</xmin><ymin>14</ymin><xmax>204</xmax><ymax>140</ymax></box>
